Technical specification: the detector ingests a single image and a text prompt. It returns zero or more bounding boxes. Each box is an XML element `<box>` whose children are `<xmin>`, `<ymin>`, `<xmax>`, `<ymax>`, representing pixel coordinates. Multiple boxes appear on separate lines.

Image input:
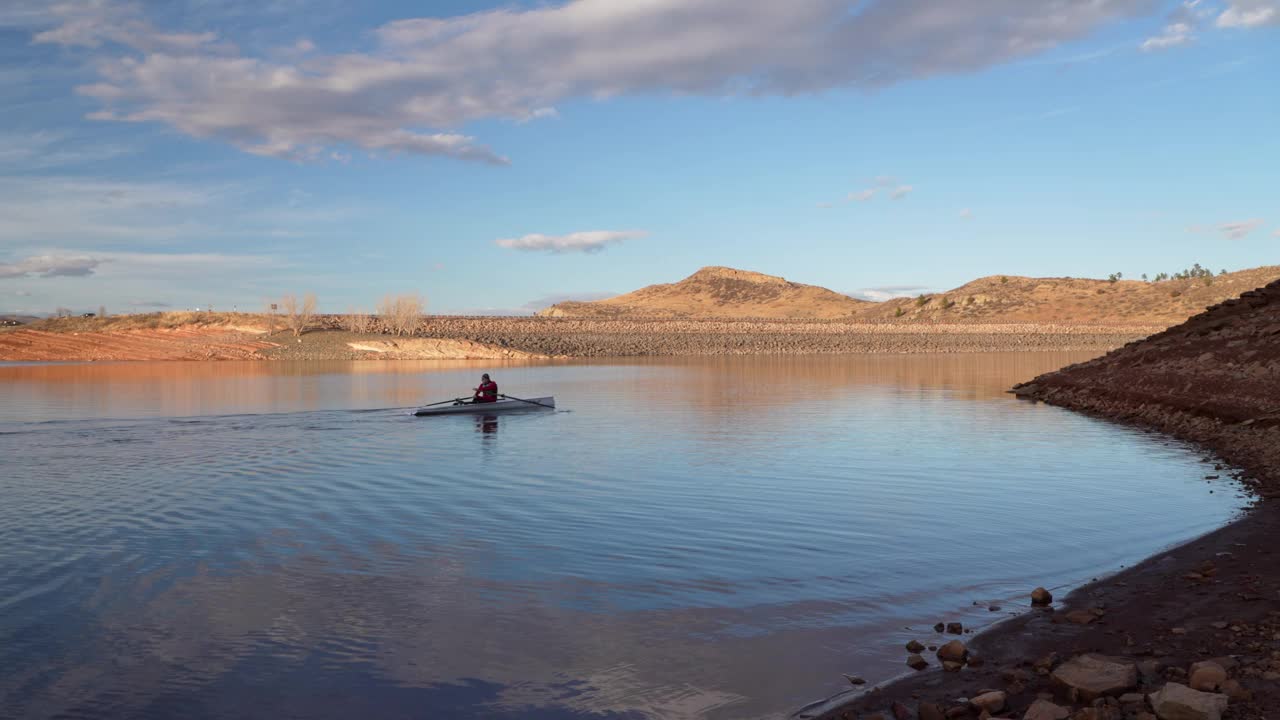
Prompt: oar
<box><xmin>499</xmin><ymin>394</ymin><xmax>555</xmax><ymax>410</ymax></box>
<box><xmin>418</xmin><ymin>397</ymin><xmax>467</xmax><ymax>408</ymax></box>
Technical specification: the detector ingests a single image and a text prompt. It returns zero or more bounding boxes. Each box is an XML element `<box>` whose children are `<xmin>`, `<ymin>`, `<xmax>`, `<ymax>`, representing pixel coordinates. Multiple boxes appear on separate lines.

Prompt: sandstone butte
<box><xmin>804</xmin><ymin>279</ymin><xmax>1280</xmax><ymax>720</ymax></box>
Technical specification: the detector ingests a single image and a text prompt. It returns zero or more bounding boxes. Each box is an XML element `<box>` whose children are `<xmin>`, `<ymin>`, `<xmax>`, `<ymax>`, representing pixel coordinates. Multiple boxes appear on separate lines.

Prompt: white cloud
<box><xmin>847</xmin><ymin>189</ymin><xmax>876</xmax><ymax>202</ymax></box>
<box><xmin>33</xmin><ymin>0</ymin><xmax>1160</xmax><ymax>164</ymax></box>
<box><xmin>0</xmin><ymin>254</ymin><xmax>103</xmax><ymax>279</ymax></box>
<box><xmin>1219</xmin><ymin>219</ymin><xmax>1263</xmax><ymax>239</ymax></box>
<box><xmin>890</xmin><ymin>185</ymin><xmax>914</xmax><ymax>200</ymax></box>
<box><xmin>1272</xmin><ymin>228</ymin><xmax>1280</xmax><ymax>238</ymax></box>
<box><xmin>848</xmin><ymin>285</ymin><xmax>930</xmax><ymax>301</ymax></box>
<box><xmin>959</xmin><ymin>208</ymin><xmax>973</xmax><ymax>219</ymax></box>
<box><xmin>495</xmin><ymin>230</ymin><xmax>647</xmax><ymax>254</ymax></box>
<box><xmin>1217</xmin><ymin>1</ymin><xmax>1280</xmax><ymax>27</ymax></box>
<box><xmin>1141</xmin><ymin>21</ymin><xmax>1195</xmax><ymax>50</ymax></box>
<box><xmin>0</xmin><ymin>131</ymin><xmax>135</xmax><ymax>170</ymax></box>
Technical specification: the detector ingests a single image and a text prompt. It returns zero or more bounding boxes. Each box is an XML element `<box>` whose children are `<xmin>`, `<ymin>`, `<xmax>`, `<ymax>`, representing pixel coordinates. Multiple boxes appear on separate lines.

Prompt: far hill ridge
<box><xmin>538</xmin><ymin>266</ymin><xmax>870</xmax><ymax>320</ymax></box>
<box><xmin>539</xmin><ymin>265</ymin><xmax>1280</xmax><ymax>326</ymax></box>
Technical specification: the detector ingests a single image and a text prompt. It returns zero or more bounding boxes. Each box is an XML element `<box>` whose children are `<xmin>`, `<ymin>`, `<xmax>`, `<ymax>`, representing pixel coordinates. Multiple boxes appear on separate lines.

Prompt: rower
<box><xmin>473</xmin><ymin>373</ymin><xmax>498</xmax><ymax>404</ymax></box>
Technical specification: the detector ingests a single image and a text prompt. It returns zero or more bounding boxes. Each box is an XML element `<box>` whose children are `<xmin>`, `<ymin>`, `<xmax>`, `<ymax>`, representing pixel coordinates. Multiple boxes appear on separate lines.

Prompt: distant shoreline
<box><xmin>0</xmin><ymin>315</ymin><xmax>1163</xmax><ymax>362</ymax></box>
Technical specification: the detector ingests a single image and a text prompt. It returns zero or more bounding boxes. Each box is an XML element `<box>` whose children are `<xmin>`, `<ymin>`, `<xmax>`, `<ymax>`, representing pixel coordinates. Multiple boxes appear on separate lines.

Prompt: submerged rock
<box><xmin>908</xmin><ymin>654</ymin><xmax>929</xmax><ymax>671</ymax></box>
<box><xmin>907</xmin><ymin>640</ymin><xmax>926</xmax><ymax>654</ymax></box>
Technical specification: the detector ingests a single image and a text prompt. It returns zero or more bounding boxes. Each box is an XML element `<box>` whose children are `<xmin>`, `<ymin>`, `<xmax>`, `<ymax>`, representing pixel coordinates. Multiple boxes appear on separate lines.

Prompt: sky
<box><xmin>0</xmin><ymin>0</ymin><xmax>1276</xmax><ymax>315</ymax></box>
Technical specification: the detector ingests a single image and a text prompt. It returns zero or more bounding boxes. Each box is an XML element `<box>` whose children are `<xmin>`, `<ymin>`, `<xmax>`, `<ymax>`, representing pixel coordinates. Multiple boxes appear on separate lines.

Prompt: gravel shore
<box><xmin>413</xmin><ymin>317</ymin><xmax>1157</xmax><ymax>357</ymax></box>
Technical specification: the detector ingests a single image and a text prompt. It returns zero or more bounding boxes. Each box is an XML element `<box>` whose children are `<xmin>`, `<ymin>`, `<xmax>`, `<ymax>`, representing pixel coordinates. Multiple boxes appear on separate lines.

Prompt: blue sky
<box><xmin>0</xmin><ymin>0</ymin><xmax>1276</xmax><ymax>314</ymax></box>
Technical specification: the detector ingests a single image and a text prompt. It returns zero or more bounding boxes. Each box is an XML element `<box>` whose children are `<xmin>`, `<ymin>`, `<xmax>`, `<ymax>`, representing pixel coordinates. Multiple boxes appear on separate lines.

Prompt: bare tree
<box><xmin>55</xmin><ymin>306</ymin><xmax>72</xmax><ymax>318</ymax></box>
<box><xmin>378</xmin><ymin>294</ymin><xmax>424</xmax><ymax>336</ymax></box>
<box><xmin>98</xmin><ymin>305</ymin><xmax>107</xmax><ymax>318</ymax></box>
<box><xmin>281</xmin><ymin>293</ymin><xmax>317</xmax><ymax>337</ymax></box>
<box><xmin>343</xmin><ymin>307</ymin><xmax>372</xmax><ymax>334</ymax></box>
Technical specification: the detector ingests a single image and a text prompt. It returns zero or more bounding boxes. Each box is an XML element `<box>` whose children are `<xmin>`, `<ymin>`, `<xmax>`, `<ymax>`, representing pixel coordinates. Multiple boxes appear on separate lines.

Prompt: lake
<box><xmin>0</xmin><ymin>354</ymin><xmax>1244</xmax><ymax>719</ymax></box>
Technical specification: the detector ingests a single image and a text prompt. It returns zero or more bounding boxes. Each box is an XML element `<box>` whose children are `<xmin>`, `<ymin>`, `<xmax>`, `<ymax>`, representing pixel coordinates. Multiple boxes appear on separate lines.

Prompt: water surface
<box><xmin>0</xmin><ymin>354</ymin><xmax>1243</xmax><ymax>719</ymax></box>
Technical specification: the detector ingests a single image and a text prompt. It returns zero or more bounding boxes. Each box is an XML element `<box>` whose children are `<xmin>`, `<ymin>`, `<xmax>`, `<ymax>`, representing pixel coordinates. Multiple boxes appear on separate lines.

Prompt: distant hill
<box><xmin>537</xmin><ymin>266</ymin><xmax>871</xmax><ymax>319</ymax></box>
<box><xmin>537</xmin><ymin>264</ymin><xmax>1280</xmax><ymax>326</ymax></box>
<box><xmin>858</xmin><ymin>266</ymin><xmax>1280</xmax><ymax>325</ymax></box>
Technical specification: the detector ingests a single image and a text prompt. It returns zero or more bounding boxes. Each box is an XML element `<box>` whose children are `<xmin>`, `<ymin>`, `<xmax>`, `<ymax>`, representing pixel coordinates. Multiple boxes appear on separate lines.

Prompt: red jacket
<box><xmin>475</xmin><ymin>380</ymin><xmax>498</xmax><ymax>403</ymax></box>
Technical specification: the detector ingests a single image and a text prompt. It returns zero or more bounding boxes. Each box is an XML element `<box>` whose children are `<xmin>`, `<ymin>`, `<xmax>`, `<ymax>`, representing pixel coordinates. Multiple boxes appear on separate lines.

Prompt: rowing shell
<box><xmin>413</xmin><ymin>396</ymin><xmax>555</xmax><ymax>417</ymax></box>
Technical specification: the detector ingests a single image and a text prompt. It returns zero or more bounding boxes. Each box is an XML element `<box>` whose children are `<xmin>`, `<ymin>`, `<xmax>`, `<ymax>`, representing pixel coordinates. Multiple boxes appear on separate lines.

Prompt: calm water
<box><xmin>0</xmin><ymin>355</ymin><xmax>1243</xmax><ymax>720</ymax></box>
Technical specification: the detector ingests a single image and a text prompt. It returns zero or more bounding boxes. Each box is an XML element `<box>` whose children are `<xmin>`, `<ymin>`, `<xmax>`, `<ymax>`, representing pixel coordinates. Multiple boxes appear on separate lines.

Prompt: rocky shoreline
<box><xmin>804</xmin><ymin>280</ymin><xmax>1280</xmax><ymax>720</ymax></box>
<box><xmin>0</xmin><ymin>318</ymin><xmax>1160</xmax><ymax>361</ymax></box>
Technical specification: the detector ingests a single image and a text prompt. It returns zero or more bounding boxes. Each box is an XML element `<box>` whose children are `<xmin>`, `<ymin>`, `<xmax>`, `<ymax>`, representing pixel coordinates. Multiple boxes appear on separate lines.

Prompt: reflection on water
<box><xmin>0</xmin><ymin>354</ymin><xmax>1244</xmax><ymax>719</ymax></box>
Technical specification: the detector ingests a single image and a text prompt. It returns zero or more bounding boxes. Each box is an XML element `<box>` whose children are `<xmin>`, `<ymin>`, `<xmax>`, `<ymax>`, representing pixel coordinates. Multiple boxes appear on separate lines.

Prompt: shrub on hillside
<box><xmin>378</xmin><ymin>294</ymin><xmax>424</xmax><ymax>336</ymax></box>
<box><xmin>281</xmin><ymin>294</ymin><xmax>317</xmax><ymax>337</ymax></box>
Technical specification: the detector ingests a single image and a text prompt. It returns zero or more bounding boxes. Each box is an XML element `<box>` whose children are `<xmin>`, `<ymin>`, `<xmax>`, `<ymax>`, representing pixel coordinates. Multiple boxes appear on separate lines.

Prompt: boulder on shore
<box><xmin>1032</xmin><ymin>587</ymin><xmax>1054</xmax><ymax>605</ymax></box>
<box><xmin>1051</xmin><ymin>654</ymin><xmax>1137</xmax><ymax>702</ymax></box>
<box><xmin>908</xmin><ymin>654</ymin><xmax>929</xmax><ymax>671</ymax></box>
<box><xmin>1023</xmin><ymin>699</ymin><xmax>1070</xmax><ymax>720</ymax></box>
<box><xmin>936</xmin><ymin>640</ymin><xmax>968</xmax><ymax>663</ymax></box>
<box><xmin>1188</xmin><ymin>662</ymin><xmax>1227</xmax><ymax>692</ymax></box>
<box><xmin>970</xmin><ymin>691</ymin><xmax>1006</xmax><ymax>714</ymax></box>
<box><xmin>1148</xmin><ymin>682</ymin><xmax>1229</xmax><ymax>720</ymax></box>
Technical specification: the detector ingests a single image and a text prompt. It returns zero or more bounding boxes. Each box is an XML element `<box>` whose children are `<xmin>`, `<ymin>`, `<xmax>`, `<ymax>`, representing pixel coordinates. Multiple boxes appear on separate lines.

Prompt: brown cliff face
<box><xmin>1013</xmin><ymin>279</ymin><xmax>1280</xmax><ymax>493</ymax></box>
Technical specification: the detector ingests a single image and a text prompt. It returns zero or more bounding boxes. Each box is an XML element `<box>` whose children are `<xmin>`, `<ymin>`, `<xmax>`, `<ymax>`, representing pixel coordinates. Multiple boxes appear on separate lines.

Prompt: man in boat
<box><xmin>472</xmin><ymin>373</ymin><xmax>498</xmax><ymax>404</ymax></box>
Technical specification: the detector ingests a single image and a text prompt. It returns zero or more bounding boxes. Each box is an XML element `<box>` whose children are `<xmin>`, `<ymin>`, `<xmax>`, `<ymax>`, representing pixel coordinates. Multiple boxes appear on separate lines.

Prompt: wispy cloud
<box><xmin>495</xmin><ymin>230</ymin><xmax>648</xmax><ymax>254</ymax></box>
<box><xmin>522</xmin><ymin>291</ymin><xmax>616</xmax><ymax>310</ymax></box>
<box><xmin>1216</xmin><ymin>1</ymin><xmax>1279</xmax><ymax>27</ymax></box>
<box><xmin>890</xmin><ymin>185</ymin><xmax>914</xmax><ymax>200</ymax></box>
<box><xmin>847</xmin><ymin>189</ymin><xmax>876</xmax><ymax>202</ymax></box>
<box><xmin>959</xmin><ymin>208</ymin><xmax>973</xmax><ymax>220</ymax></box>
<box><xmin>0</xmin><ymin>254</ymin><xmax>102</xmax><ymax>279</ymax></box>
<box><xmin>847</xmin><ymin>285</ymin><xmax>930</xmax><ymax>302</ymax></box>
<box><xmin>1219</xmin><ymin>219</ymin><xmax>1263</xmax><ymax>239</ymax></box>
<box><xmin>31</xmin><ymin>0</ymin><xmax>1166</xmax><ymax>164</ymax></box>
<box><xmin>1141</xmin><ymin>21</ymin><xmax>1195</xmax><ymax>50</ymax></box>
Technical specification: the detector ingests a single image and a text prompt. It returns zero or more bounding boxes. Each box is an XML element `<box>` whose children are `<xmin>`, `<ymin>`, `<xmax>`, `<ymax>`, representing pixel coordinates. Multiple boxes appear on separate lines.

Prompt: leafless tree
<box><xmin>281</xmin><ymin>293</ymin><xmax>317</xmax><ymax>337</ymax></box>
<box><xmin>343</xmin><ymin>307</ymin><xmax>372</xmax><ymax>334</ymax></box>
<box><xmin>98</xmin><ymin>305</ymin><xmax>107</xmax><ymax>318</ymax></box>
<box><xmin>55</xmin><ymin>307</ymin><xmax>72</xmax><ymax>318</ymax></box>
<box><xmin>378</xmin><ymin>294</ymin><xmax>424</xmax><ymax>336</ymax></box>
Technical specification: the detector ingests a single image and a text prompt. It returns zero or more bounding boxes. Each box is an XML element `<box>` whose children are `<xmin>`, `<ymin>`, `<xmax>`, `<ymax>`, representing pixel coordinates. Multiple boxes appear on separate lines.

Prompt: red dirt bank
<box><xmin>806</xmin><ymin>280</ymin><xmax>1280</xmax><ymax>720</ymax></box>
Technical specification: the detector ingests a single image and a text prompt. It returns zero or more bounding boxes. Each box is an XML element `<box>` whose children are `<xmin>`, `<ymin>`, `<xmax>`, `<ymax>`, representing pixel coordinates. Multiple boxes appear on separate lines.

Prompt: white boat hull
<box><xmin>413</xmin><ymin>396</ymin><xmax>555</xmax><ymax>417</ymax></box>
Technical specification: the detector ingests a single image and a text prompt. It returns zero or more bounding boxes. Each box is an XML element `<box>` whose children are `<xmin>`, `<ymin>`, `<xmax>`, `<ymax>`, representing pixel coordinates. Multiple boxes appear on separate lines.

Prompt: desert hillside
<box><xmin>860</xmin><ymin>265</ymin><xmax>1280</xmax><ymax>325</ymax></box>
<box><xmin>538</xmin><ymin>266</ymin><xmax>870</xmax><ymax>319</ymax></box>
<box><xmin>542</xmin><ymin>264</ymin><xmax>1280</xmax><ymax>326</ymax></box>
